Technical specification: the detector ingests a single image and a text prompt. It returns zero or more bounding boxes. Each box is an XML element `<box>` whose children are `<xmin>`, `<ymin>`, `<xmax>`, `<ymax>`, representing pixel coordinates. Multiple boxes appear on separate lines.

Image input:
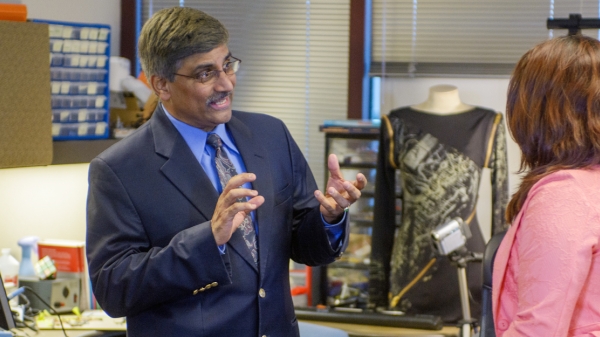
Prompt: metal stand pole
<box><xmin>457</xmin><ymin>262</ymin><xmax>473</xmax><ymax>337</ymax></box>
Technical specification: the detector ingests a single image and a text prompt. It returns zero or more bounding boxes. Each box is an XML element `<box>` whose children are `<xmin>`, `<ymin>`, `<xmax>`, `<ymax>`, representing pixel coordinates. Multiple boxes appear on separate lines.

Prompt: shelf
<box><xmin>52</xmin><ymin>138</ymin><xmax>119</xmax><ymax>165</ymax></box>
<box><xmin>339</xmin><ymin>163</ymin><xmax>376</xmax><ymax>169</ymax></box>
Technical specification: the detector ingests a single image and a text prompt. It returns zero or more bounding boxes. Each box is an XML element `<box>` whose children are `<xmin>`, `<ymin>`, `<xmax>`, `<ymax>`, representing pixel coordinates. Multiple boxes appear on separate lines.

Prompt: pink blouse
<box><xmin>493</xmin><ymin>168</ymin><xmax>600</xmax><ymax>337</ymax></box>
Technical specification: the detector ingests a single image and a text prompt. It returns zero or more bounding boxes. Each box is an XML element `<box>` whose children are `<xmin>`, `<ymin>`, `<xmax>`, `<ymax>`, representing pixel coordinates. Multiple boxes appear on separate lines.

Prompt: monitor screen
<box><xmin>0</xmin><ymin>275</ymin><xmax>16</xmax><ymax>331</ymax></box>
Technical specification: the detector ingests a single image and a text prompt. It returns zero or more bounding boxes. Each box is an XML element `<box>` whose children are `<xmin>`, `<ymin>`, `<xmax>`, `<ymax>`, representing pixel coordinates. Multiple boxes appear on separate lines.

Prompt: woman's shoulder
<box><xmin>527</xmin><ymin>167</ymin><xmax>600</xmax><ymax>213</ymax></box>
<box><xmin>534</xmin><ymin>167</ymin><xmax>600</xmax><ymax>191</ymax></box>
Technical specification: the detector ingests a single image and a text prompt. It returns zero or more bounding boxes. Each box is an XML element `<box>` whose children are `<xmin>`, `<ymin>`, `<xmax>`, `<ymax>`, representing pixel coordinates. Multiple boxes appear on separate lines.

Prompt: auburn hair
<box><xmin>506</xmin><ymin>34</ymin><xmax>600</xmax><ymax>222</ymax></box>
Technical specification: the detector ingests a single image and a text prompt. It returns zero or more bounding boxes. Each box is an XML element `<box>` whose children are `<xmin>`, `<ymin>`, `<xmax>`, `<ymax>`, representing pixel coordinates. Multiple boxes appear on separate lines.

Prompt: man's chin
<box><xmin>211</xmin><ymin>108</ymin><xmax>233</xmax><ymax>125</ymax></box>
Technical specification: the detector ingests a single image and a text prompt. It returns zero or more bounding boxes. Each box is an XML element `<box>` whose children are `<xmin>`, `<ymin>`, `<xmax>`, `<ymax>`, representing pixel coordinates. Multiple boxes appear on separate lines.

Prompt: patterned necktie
<box><xmin>207</xmin><ymin>133</ymin><xmax>258</xmax><ymax>265</ymax></box>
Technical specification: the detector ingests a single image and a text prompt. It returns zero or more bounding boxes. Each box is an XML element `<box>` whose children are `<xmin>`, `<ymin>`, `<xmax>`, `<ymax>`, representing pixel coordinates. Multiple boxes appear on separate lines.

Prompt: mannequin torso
<box><xmin>410</xmin><ymin>84</ymin><xmax>474</xmax><ymax>115</ymax></box>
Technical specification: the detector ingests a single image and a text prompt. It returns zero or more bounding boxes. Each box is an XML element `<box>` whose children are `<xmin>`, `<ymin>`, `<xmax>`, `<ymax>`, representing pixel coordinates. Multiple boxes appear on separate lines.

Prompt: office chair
<box><xmin>479</xmin><ymin>230</ymin><xmax>506</xmax><ymax>337</ymax></box>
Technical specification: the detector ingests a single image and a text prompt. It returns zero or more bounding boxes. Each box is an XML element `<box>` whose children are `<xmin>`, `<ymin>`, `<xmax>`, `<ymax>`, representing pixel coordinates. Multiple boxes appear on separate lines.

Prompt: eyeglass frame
<box><xmin>173</xmin><ymin>56</ymin><xmax>242</xmax><ymax>84</ymax></box>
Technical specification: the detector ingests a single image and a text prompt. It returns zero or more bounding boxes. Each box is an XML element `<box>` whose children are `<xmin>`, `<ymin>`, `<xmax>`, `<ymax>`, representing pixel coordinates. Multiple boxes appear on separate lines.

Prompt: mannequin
<box><xmin>368</xmin><ymin>86</ymin><xmax>509</xmax><ymax>323</ymax></box>
<box><xmin>410</xmin><ymin>84</ymin><xmax>474</xmax><ymax>115</ymax></box>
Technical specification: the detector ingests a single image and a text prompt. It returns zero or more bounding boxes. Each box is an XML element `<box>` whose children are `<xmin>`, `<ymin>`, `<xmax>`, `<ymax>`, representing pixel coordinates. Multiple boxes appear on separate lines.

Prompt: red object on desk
<box><xmin>0</xmin><ymin>4</ymin><xmax>27</xmax><ymax>22</ymax></box>
<box><xmin>38</xmin><ymin>240</ymin><xmax>85</xmax><ymax>273</ymax></box>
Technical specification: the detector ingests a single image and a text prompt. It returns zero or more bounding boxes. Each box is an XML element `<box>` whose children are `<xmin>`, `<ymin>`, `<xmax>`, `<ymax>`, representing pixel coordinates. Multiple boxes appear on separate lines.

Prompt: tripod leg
<box><xmin>457</xmin><ymin>265</ymin><xmax>475</xmax><ymax>336</ymax></box>
<box><xmin>457</xmin><ymin>266</ymin><xmax>471</xmax><ymax>321</ymax></box>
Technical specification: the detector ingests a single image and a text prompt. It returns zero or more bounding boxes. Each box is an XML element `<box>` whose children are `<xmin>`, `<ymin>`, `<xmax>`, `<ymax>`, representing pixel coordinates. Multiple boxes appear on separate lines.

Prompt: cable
<box><xmin>20</xmin><ymin>287</ymin><xmax>69</xmax><ymax>337</ymax></box>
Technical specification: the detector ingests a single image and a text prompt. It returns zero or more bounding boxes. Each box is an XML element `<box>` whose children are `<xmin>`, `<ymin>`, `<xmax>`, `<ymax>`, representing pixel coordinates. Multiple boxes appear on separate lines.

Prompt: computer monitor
<box><xmin>0</xmin><ymin>275</ymin><xmax>16</xmax><ymax>331</ymax></box>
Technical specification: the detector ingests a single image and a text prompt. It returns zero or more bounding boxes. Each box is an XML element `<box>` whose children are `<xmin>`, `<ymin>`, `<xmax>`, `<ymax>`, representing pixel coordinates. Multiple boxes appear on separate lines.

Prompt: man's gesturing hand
<box><xmin>314</xmin><ymin>154</ymin><xmax>367</xmax><ymax>223</ymax></box>
<box><xmin>211</xmin><ymin>173</ymin><xmax>264</xmax><ymax>246</ymax></box>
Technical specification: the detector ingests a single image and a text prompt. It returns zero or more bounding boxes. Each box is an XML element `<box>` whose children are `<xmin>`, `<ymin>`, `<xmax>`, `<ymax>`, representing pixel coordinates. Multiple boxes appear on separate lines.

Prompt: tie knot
<box><xmin>207</xmin><ymin>133</ymin><xmax>223</xmax><ymax>149</ymax></box>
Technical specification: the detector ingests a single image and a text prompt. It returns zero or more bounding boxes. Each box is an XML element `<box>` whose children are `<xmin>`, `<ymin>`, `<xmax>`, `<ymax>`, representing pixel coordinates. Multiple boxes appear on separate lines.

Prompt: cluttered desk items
<box><xmin>35</xmin><ymin>309</ymin><xmax>126</xmax><ymax>331</ymax></box>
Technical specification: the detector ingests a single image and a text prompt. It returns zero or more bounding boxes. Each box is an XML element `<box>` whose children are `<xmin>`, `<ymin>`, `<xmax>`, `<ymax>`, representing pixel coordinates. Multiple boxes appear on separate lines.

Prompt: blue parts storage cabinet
<box><xmin>35</xmin><ymin>19</ymin><xmax>111</xmax><ymax>140</ymax></box>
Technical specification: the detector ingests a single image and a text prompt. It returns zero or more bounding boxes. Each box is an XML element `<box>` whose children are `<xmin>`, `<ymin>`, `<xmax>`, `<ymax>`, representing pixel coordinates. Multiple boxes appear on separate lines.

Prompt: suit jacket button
<box><xmin>199</xmin><ymin>287</ymin><xmax>206</xmax><ymax>292</ymax></box>
<box><xmin>205</xmin><ymin>284</ymin><xmax>212</xmax><ymax>289</ymax></box>
<box><xmin>259</xmin><ymin>288</ymin><xmax>266</xmax><ymax>298</ymax></box>
<box><xmin>211</xmin><ymin>282</ymin><xmax>218</xmax><ymax>287</ymax></box>
<box><xmin>193</xmin><ymin>289</ymin><xmax>199</xmax><ymax>295</ymax></box>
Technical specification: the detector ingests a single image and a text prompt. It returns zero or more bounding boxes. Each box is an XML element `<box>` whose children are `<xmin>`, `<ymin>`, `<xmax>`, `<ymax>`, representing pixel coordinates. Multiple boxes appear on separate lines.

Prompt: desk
<box><xmin>26</xmin><ymin>309</ymin><xmax>460</xmax><ymax>337</ymax></box>
<box><xmin>26</xmin><ymin>332</ymin><xmax>122</xmax><ymax>337</ymax></box>
<box><xmin>22</xmin><ymin>310</ymin><xmax>125</xmax><ymax>337</ymax></box>
<box><xmin>30</xmin><ymin>321</ymin><xmax>460</xmax><ymax>337</ymax></box>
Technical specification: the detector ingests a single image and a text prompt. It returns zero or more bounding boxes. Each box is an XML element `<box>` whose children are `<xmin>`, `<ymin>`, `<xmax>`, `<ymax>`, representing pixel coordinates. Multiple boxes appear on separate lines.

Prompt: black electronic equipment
<box><xmin>0</xmin><ymin>275</ymin><xmax>16</xmax><ymax>331</ymax></box>
<box><xmin>294</xmin><ymin>307</ymin><xmax>443</xmax><ymax>330</ymax></box>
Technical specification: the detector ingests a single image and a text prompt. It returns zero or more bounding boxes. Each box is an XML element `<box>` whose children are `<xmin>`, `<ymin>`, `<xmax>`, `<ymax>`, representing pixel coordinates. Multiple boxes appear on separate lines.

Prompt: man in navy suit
<box><xmin>86</xmin><ymin>6</ymin><xmax>366</xmax><ymax>337</ymax></box>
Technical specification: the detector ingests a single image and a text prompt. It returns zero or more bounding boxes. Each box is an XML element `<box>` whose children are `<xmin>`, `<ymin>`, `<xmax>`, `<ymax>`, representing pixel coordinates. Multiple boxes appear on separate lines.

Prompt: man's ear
<box><xmin>150</xmin><ymin>75</ymin><xmax>171</xmax><ymax>102</ymax></box>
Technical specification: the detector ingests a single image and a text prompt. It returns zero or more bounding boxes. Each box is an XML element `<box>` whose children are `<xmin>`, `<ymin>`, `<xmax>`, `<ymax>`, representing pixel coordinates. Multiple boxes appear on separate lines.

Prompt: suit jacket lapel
<box><xmin>228</xmin><ymin>114</ymin><xmax>273</xmax><ymax>274</ymax></box>
<box><xmin>151</xmin><ymin>106</ymin><xmax>219</xmax><ymax>222</ymax></box>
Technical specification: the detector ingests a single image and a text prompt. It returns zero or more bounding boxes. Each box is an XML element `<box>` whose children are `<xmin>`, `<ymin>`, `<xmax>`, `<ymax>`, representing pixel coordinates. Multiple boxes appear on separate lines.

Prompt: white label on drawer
<box><xmin>96</xmin><ymin>56</ymin><xmax>107</xmax><ymax>68</ymax></box>
<box><xmin>70</xmin><ymin>55</ymin><xmax>80</xmax><ymax>67</ymax></box>
<box><xmin>80</xmin><ymin>41</ymin><xmax>90</xmax><ymax>54</ymax></box>
<box><xmin>71</xmin><ymin>40</ymin><xmax>81</xmax><ymax>54</ymax></box>
<box><xmin>78</xmin><ymin>123</ymin><xmax>89</xmax><ymax>136</ymax></box>
<box><xmin>88</xmin><ymin>28</ymin><xmax>99</xmax><ymax>40</ymax></box>
<box><xmin>88</xmin><ymin>82</ymin><xmax>98</xmax><ymax>95</ymax></box>
<box><xmin>98</xmin><ymin>28</ymin><xmax>110</xmax><ymax>41</ymax></box>
<box><xmin>78</xmin><ymin>109</ymin><xmax>88</xmax><ymax>122</ymax></box>
<box><xmin>79</xmin><ymin>55</ymin><xmax>89</xmax><ymax>68</ymax></box>
<box><xmin>62</xmin><ymin>26</ymin><xmax>74</xmax><ymax>39</ymax></box>
<box><xmin>60</xmin><ymin>82</ymin><xmax>71</xmax><ymax>95</ymax></box>
<box><xmin>61</xmin><ymin>110</ymin><xmax>71</xmax><ymax>122</ymax></box>
<box><xmin>51</xmin><ymin>82</ymin><xmax>61</xmax><ymax>94</ymax></box>
<box><xmin>88</xmin><ymin>42</ymin><xmax>98</xmax><ymax>54</ymax></box>
<box><xmin>49</xmin><ymin>24</ymin><xmax>63</xmax><ymax>38</ymax></box>
<box><xmin>97</xmin><ymin>42</ymin><xmax>108</xmax><ymax>55</ymax></box>
<box><xmin>62</xmin><ymin>40</ymin><xmax>73</xmax><ymax>53</ymax></box>
<box><xmin>95</xmin><ymin>96</ymin><xmax>106</xmax><ymax>108</ymax></box>
<box><xmin>52</xmin><ymin>124</ymin><xmax>60</xmax><ymax>136</ymax></box>
<box><xmin>87</xmin><ymin>56</ymin><xmax>97</xmax><ymax>68</ymax></box>
<box><xmin>80</xmin><ymin>28</ymin><xmax>90</xmax><ymax>40</ymax></box>
<box><xmin>52</xmin><ymin>40</ymin><xmax>63</xmax><ymax>53</ymax></box>
<box><xmin>96</xmin><ymin>122</ymin><xmax>107</xmax><ymax>135</ymax></box>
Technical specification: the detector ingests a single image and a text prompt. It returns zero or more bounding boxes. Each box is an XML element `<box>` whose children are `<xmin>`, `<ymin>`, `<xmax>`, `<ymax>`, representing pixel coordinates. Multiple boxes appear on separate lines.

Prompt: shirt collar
<box><xmin>161</xmin><ymin>103</ymin><xmax>239</xmax><ymax>154</ymax></box>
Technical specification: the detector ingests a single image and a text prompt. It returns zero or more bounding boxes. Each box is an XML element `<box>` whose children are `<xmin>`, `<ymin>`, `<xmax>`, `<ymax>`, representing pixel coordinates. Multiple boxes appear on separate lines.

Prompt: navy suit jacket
<box><xmin>86</xmin><ymin>106</ymin><xmax>348</xmax><ymax>337</ymax></box>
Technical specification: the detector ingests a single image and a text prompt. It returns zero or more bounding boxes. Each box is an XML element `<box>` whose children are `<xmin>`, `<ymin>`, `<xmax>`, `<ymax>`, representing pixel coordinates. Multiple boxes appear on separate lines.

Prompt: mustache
<box><xmin>207</xmin><ymin>92</ymin><xmax>232</xmax><ymax>104</ymax></box>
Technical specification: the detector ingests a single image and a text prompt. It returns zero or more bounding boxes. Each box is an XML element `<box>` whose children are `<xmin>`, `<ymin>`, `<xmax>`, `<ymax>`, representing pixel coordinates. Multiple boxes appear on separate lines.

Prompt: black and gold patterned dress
<box><xmin>368</xmin><ymin>106</ymin><xmax>509</xmax><ymax>323</ymax></box>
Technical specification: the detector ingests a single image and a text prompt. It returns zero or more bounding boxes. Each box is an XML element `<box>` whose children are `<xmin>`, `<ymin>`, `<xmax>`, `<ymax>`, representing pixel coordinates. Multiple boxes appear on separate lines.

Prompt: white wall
<box><xmin>379</xmin><ymin>77</ymin><xmax>522</xmax><ymax>241</ymax></box>
<box><xmin>0</xmin><ymin>0</ymin><xmax>120</xmax><ymax>261</ymax></box>
<box><xmin>21</xmin><ymin>0</ymin><xmax>121</xmax><ymax>56</ymax></box>
<box><xmin>0</xmin><ymin>164</ymin><xmax>90</xmax><ymax>262</ymax></box>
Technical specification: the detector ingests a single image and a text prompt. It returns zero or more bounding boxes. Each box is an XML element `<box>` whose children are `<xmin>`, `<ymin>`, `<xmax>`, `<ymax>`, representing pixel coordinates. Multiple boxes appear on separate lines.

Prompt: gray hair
<box><xmin>138</xmin><ymin>7</ymin><xmax>229</xmax><ymax>82</ymax></box>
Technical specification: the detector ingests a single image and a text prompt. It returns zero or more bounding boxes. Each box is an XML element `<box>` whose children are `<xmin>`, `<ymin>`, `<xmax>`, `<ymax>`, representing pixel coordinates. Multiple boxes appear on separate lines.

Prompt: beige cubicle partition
<box><xmin>0</xmin><ymin>20</ymin><xmax>52</xmax><ymax>168</ymax></box>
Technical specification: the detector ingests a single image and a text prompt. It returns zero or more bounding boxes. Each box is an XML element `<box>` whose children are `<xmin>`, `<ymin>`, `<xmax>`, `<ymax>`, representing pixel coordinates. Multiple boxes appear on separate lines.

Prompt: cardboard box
<box><xmin>109</xmin><ymin>91</ymin><xmax>142</xmax><ymax>128</ymax></box>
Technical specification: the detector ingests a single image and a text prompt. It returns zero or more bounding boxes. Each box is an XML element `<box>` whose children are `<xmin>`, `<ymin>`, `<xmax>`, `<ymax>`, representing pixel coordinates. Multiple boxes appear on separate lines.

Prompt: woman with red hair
<box><xmin>493</xmin><ymin>34</ymin><xmax>600</xmax><ymax>336</ymax></box>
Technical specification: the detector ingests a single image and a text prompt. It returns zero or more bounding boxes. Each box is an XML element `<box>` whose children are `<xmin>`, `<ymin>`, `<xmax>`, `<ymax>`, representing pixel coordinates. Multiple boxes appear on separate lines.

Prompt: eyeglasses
<box><xmin>174</xmin><ymin>57</ymin><xmax>242</xmax><ymax>84</ymax></box>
